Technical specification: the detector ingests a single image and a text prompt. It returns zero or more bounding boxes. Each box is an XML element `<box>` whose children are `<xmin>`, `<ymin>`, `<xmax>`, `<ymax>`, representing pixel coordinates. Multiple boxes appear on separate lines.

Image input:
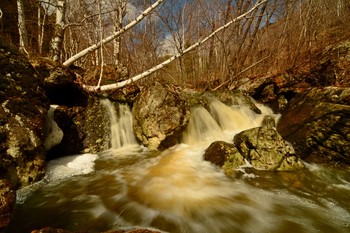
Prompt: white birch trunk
<box><xmin>114</xmin><ymin>0</ymin><xmax>127</xmax><ymax>65</ymax></box>
<box><xmin>17</xmin><ymin>0</ymin><xmax>29</xmax><ymax>55</ymax></box>
<box><xmin>63</xmin><ymin>0</ymin><xmax>165</xmax><ymax>67</ymax></box>
<box><xmin>84</xmin><ymin>0</ymin><xmax>267</xmax><ymax>92</ymax></box>
<box><xmin>51</xmin><ymin>0</ymin><xmax>66</xmax><ymax>62</ymax></box>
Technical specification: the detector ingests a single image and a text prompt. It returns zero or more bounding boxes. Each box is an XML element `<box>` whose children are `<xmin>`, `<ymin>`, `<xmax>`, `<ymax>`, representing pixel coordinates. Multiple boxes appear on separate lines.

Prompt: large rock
<box><xmin>0</xmin><ymin>37</ymin><xmax>49</xmax><ymax>188</ymax></box>
<box><xmin>49</xmin><ymin>97</ymin><xmax>114</xmax><ymax>157</ymax></box>
<box><xmin>204</xmin><ymin>116</ymin><xmax>304</xmax><ymax>173</ymax></box>
<box><xmin>133</xmin><ymin>82</ymin><xmax>190</xmax><ymax>150</ymax></box>
<box><xmin>30</xmin><ymin>58</ymin><xmax>88</xmax><ymax>106</ymax></box>
<box><xmin>234</xmin><ymin>118</ymin><xmax>304</xmax><ymax>171</ymax></box>
<box><xmin>0</xmin><ymin>179</ymin><xmax>15</xmax><ymax>232</ymax></box>
<box><xmin>277</xmin><ymin>87</ymin><xmax>350</xmax><ymax>169</ymax></box>
<box><xmin>203</xmin><ymin>141</ymin><xmax>245</xmax><ymax>175</ymax></box>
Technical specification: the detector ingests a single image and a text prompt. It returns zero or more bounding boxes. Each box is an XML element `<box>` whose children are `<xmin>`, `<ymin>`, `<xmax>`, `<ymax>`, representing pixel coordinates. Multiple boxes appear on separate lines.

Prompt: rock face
<box><xmin>204</xmin><ymin>116</ymin><xmax>304</xmax><ymax>174</ymax></box>
<box><xmin>234</xmin><ymin>118</ymin><xmax>304</xmax><ymax>171</ymax></box>
<box><xmin>0</xmin><ymin>37</ymin><xmax>49</xmax><ymax>188</ymax></box>
<box><xmin>234</xmin><ymin>40</ymin><xmax>350</xmax><ymax>112</ymax></box>
<box><xmin>30</xmin><ymin>57</ymin><xmax>88</xmax><ymax>106</ymax></box>
<box><xmin>132</xmin><ymin>82</ymin><xmax>190</xmax><ymax>150</ymax></box>
<box><xmin>49</xmin><ymin>97</ymin><xmax>113</xmax><ymax>157</ymax></box>
<box><xmin>0</xmin><ymin>179</ymin><xmax>15</xmax><ymax>232</ymax></box>
<box><xmin>277</xmin><ymin>87</ymin><xmax>350</xmax><ymax>168</ymax></box>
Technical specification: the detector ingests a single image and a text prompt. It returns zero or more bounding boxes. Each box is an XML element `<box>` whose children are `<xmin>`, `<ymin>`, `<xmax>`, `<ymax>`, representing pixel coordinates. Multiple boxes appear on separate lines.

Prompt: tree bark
<box><xmin>51</xmin><ymin>0</ymin><xmax>66</xmax><ymax>62</ymax></box>
<box><xmin>17</xmin><ymin>0</ymin><xmax>29</xmax><ymax>55</ymax></box>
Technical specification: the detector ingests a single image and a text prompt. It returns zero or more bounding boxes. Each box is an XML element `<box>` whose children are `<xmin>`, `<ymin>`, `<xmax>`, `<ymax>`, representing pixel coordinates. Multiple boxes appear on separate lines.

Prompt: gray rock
<box><xmin>0</xmin><ymin>38</ymin><xmax>49</xmax><ymax>188</ymax></box>
<box><xmin>277</xmin><ymin>87</ymin><xmax>350</xmax><ymax>169</ymax></box>
<box><xmin>234</xmin><ymin>119</ymin><xmax>304</xmax><ymax>171</ymax></box>
<box><xmin>132</xmin><ymin>82</ymin><xmax>190</xmax><ymax>150</ymax></box>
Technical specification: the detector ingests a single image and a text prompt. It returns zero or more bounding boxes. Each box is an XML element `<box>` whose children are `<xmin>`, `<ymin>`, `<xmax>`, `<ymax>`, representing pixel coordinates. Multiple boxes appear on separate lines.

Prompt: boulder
<box><xmin>0</xmin><ymin>179</ymin><xmax>15</xmax><ymax>231</ymax></box>
<box><xmin>203</xmin><ymin>141</ymin><xmax>245</xmax><ymax>175</ymax></box>
<box><xmin>48</xmin><ymin>97</ymin><xmax>113</xmax><ymax>158</ymax></box>
<box><xmin>203</xmin><ymin>116</ymin><xmax>304</xmax><ymax>173</ymax></box>
<box><xmin>277</xmin><ymin>87</ymin><xmax>350</xmax><ymax>169</ymax></box>
<box><xmin>0</xmin><ymin>37</ymin><xmax>49</xmax><ymax>188</ymax></box>
<box><xmin>132</xmin><ymin>82</ymin><xmax>190</xmax><ymax>150</ymax></box>
<box><xmin>233</xmin><ymin>116</ymin><xmax>304</xmax><ymax>171</ymax></box>
<box><xmin>30</xmin><ymin>57</ymin><xmax>88</xmax><ymax>106</ymax></box>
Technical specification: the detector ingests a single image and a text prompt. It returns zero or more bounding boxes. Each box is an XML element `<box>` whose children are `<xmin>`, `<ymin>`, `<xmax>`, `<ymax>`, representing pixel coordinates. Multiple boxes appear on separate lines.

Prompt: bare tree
<box><xmin>17</xmin><ymin>0</ymin><xmax>29</xmax><ymax>55</ymax></box>
<box><xmin>83</xmin><ymin>0</ymin><xmax>267</xmax><ymax>91</ymax></box>
<box><xmin>63</xmin><ymin>0</ymin><xmax>165</xmax><ymax>67</ymax></box>
<box><xmin>51</xmin><ymin>0</ymin><xmax>66</xmax><ymax>62</ymax></box>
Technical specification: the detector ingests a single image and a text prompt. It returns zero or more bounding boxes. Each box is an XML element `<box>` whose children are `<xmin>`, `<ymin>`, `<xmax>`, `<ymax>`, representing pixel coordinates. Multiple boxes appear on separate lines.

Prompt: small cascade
<box><xmin>209</xmin><ymin>99</ymin><xmax>260</xmax><ymax>133</ymax></box>
<box><xmin>181</xmin><ymin>106</ymin><xmax>226</xmax><ymax>145</ymax></box>
<box><xmin>101</xmin><ymin>99</ymin><xmax>137</xmax><ymax>150</ymax></box>
<box><xmin>182</xmin><ymin>98</ymin><xmax>277</xmax><ymax>146</ymax></box>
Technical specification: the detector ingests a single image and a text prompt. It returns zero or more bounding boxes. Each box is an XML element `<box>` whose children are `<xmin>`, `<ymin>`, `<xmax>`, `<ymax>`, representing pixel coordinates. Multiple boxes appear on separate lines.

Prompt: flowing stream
<box><xmin>7</xmin><ymin>99</ymin><xmax>350</xmax><ymax>233</ymax></box>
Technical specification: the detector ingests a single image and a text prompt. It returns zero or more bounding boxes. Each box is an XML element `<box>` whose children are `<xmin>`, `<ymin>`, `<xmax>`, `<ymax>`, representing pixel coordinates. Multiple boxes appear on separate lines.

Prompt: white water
<box><xmin>101</xmin><ymin>99</ymin><xmax>137</xmax><ymax>150</ymax></box>
<box><xmin>9</xmin><ymin>98</ymin><xmax>350</xmax><ymax>233</ymax></box>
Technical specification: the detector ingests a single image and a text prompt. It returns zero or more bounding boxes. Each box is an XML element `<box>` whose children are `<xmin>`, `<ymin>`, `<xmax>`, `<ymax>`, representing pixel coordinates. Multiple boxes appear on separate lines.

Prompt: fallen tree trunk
<box><xmin>84</xmin><ymin>0</ymin><xmax>268</xmax><ymax>92</ymax></box>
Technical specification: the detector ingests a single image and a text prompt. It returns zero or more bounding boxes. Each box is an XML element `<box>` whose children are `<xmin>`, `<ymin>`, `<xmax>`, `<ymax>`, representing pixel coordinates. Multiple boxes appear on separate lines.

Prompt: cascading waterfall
<box><xmin>8</xmin><ymin>97</ymin><xmax>350</xmax><ymax>233</ymax></box>
<box><xmin>101</xmin><ymin>99</ymin><xmax>137</xmax><ymax>150</ymax></box>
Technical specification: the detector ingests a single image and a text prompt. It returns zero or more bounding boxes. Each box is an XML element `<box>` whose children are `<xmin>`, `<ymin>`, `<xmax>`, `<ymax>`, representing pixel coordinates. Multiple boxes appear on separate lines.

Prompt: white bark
<box><xmin>51</xmin><ymin>0</ymin><xmax>66</xmax><ymax>62</ymax></box>
<box><xmin>63</xmin><ymin>0</ymin><xmax>165</xmax><ymax>67</ymax></box>
<box><xmin>84</xmin><ymin>0</ymin><xmax>268</xmax><ymax>92</ymax></box>
<box><xmin>17</xmin><ymin>0</ymin><xmax>29</xmax><ymax>54</ymax></box>
<box><xmin>114</xmin><ymin>0</ymin><xmax>127</xmax><ymax>65</ymax></box>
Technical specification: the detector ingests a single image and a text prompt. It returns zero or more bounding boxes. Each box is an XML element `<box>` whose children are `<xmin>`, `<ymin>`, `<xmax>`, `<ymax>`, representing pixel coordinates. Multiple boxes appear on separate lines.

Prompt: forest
<box><xmin>1</xmin><ymin>0</ymin><xmax>349</xmax><ymax>90</ymax></box>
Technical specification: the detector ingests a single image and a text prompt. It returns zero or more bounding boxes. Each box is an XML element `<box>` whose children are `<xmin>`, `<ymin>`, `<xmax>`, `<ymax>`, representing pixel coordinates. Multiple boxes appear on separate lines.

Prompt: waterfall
<box><xmin>100</xmin><ymin>99</ymin><xmax>137</xmax><ymax>150</ymax></box>
<box><xmin>182</xmin><ymin>98</ymin><xmax>277</xmax><ymax>146</ymax></box>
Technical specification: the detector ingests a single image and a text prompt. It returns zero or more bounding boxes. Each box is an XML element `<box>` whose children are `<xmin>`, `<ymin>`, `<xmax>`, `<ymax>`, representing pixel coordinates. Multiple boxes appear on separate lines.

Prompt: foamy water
<box><xmin>9</xmin><ymin>98</ymin><xmax>350</xmax><ymax>233</ymax></box>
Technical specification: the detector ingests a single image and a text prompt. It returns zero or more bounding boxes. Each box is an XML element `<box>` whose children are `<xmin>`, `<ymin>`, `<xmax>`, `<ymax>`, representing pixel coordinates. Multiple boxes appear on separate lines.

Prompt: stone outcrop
<box><xmin>49</xmin><ymin>97</ymin><xmax>114</xmax><ymax>158</ymax></box>
<box><xmin>132</xmin><ymin>82</ymin><xmax>190</xmax><ymax>150</ymax></box>
<box><xmin>30</xmin><ymin>58</ymin><xmax>88</xmax><ymax>106</ymax></box>
<box><xmin>234</xmin><ymin>117</ymin><xmax>304</xmax><ymax>171</ymax></box>
<box><xmin>233</xmin><ymin>40</ymin><xmax>350</xmax><ymax>112</ymax></box>
<box><xmin>277</xmin><ymin>87</ymin><xmax>350</xmax><ymax>169</ymax></box>
<box><xmin>0</xmin><ymin>37</ymin><xmax>49</xmax><ymax>188</ymax></box>
<box><xmin>204</xmin><ymin>116</ymin><xmax>304</xmax><ymax>174</ymax></box>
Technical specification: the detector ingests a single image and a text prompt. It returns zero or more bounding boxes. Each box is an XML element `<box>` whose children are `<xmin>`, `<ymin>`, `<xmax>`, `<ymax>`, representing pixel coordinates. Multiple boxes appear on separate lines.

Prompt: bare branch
<box><xmin>84</xmin><ymin>0</ymin><xmax>268</xmax><ymax>92</ymax></box>
<box><xmin>63</xmin><ymin>0</ymin><xmax>165</xmax><ymax>67</ymax></box>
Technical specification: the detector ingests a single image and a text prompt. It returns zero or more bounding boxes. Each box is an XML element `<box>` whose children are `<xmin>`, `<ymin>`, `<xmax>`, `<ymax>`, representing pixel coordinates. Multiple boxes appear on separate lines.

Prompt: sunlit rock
<box><xmin>234</xmin><ymin>116</ymin><xmax>304</xmax><ymax>171</ymax></box>
<box><xmin>0</xmin><ymin>37</ymin><xmax>49</xmax><ymax>188</ymax></box>
<box><xmin>277</xmin><ymin>87</ymin><xmax>350</xmax><ymax>169</ymax></box>
<box><xmin>203</xmin><ymin>141</ymin><xmax>245</xmax><ymax>175</ymax></box>
<box><xmin>133</xmin><ymin>82</ymin><xmax>190</xmax><ymax>150</ymax></box>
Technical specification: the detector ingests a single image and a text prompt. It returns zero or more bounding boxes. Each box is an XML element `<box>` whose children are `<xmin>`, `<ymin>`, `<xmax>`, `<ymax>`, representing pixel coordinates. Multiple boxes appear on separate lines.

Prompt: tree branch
<box><xmin>84</xmin><ymin>0</ymin><xmax>268</xmax><ymax>92</ymax></box>
<box><xmin>63</xmin><ymin>0</ymin><xmax>165</xmax><ymax>67</ymax></box>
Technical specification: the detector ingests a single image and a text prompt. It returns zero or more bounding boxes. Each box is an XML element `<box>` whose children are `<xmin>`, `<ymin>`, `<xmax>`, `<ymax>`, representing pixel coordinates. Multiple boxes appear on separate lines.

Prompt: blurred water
<box><xmin>7</xmin><ymin>99</ymin><xmax>350</xmax><ymax>233</ymax></box>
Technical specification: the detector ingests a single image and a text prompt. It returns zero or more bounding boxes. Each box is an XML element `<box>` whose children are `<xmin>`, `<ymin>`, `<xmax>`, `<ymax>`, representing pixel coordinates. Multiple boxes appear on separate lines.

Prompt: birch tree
<box><xmin>17</xmin><ymin>0</ymin><xmax>29</xmax><ymax>55</ymax></box>
<box><xmin>63</xmin><ymin>0</ymin><xmax>165</xmax><ymax>67</ymax></box>
<box><xmin>113</xmin><ymin>0</ymin><xmax>128</xmax><ymax>65</ymax></box>
<box><xmin>83</xmin><ymin>0</ymin><xmax>268</xmax><ymax>92</ymax></box>
<box><xmin>51</xmin><ymin>0</ymin><xmax>66</xmax><ymax>62</ymax></box>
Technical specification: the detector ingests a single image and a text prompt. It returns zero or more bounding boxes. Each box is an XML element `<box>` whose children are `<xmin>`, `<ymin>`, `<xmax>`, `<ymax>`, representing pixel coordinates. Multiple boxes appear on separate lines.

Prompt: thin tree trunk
<box><xmin>83</xmin><ymin>0</ymin><xmax>267</xmax><ymax>92</ymax></box>
<box><xmin>114</xmin><ymin>0</ymin><xmax>127</xmax><ymax>65</ymax></box>
<box><xmin>17</xmin><ymin>0</ymin><xmax>29</xmax><ymax>55</ymax></box>
<box><xmin>63</xmin><ymin>0</ymin><xmax>165</xmax><ymax>67</ymax></box>
<box><xmin>51</xmin><ymin>0</ymin><xmax>66</xmax><ymax>62</ymax></box>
